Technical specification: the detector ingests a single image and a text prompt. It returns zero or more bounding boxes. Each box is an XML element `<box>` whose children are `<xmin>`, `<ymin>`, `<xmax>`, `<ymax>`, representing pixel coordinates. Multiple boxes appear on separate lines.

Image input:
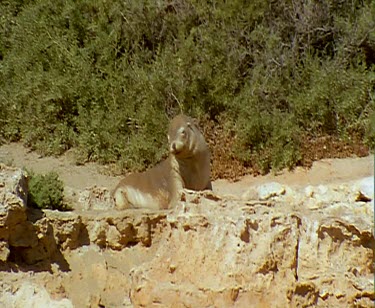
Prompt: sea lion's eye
<box><xmin>186</xmin><ymin>122</ymin><xmax>195</xmax><ymax>131</ymax></box>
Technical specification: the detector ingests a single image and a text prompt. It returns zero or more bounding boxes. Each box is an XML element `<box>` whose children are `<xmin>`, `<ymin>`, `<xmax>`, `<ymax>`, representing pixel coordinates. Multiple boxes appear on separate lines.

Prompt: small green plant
<box><xmin>27</xmin><ymin>170</ymin><xmax>66</xmax><ymax>210</ymax></box>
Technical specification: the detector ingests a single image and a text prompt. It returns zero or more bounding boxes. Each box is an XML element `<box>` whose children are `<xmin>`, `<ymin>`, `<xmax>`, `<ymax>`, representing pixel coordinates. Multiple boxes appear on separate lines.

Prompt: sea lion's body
<box><xmin>113</xmin><ymin>114</ymin><xmax>211</xmax><ymax>210</ymax></box>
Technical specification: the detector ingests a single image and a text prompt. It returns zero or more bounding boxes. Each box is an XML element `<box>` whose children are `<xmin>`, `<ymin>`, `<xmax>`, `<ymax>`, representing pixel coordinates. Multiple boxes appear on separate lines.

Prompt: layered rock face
<box><xmin>0</xmin><ymin>164</ymin><xmax>373</xmax><ymax>307</ymax></box>
<box><xmin>0</xmin><ymin>165</ymin><xmax>30</xmax><ymax>262</ymax></box>
<box><xmin>130</xmin><ymin>187</ymin><xmax>374</xmax><ymax>307</ymax></box>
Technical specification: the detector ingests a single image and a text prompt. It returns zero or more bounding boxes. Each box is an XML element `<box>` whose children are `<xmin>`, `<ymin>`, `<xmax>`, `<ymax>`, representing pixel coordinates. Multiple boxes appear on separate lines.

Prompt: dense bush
<box><xmin>1</xmin><ymin>0</ymin><xmax>374</xmax><ymax>173</ymax></box>
<box><xmin>27</xmin><ymin>170</ymin><xmax>66</xmax><ymax>210</ymax></box>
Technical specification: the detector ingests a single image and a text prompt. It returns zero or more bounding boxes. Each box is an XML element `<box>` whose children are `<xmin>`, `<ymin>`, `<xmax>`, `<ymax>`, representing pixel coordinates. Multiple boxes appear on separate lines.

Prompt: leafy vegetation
<box><xmin>27</xmin><ymin>170</ymin><xmax>66</xmax><ymax>210</ymax></box>
<box><xmin>1</xmin><ymin>0</ymin><xmax>374</xmax><ymax>174</ymax></box>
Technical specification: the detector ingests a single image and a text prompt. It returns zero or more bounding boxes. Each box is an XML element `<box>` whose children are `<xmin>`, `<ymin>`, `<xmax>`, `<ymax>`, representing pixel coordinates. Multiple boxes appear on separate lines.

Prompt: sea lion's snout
<box><xmin>169</xmin><ymin>126</ymin><xmax>188</xmax><ymax>155</ymax></box>
<box><xmin>170</xmin><ymin>140</ymin><xmax>184</xmax><ymax>154</ymax></box>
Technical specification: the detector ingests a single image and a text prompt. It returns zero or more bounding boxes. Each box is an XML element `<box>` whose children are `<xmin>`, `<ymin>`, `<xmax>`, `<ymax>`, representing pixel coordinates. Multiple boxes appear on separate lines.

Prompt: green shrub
<box><xmin>27</xmin><ymin>171</ymin><xmax>66</xmax><ymax>211</ymax></box>
<box><xmin>1</xmin><ymin>0</ymin><xmax>374</xmax><ymax>174</ymax></box>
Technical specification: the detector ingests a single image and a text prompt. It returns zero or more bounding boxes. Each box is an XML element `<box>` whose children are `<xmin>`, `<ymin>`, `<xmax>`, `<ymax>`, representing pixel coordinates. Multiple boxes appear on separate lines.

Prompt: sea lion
<box><xmin>113</xmin><ymin>114</ymin><xmax>212</xmax><ymax>210</ymax></box>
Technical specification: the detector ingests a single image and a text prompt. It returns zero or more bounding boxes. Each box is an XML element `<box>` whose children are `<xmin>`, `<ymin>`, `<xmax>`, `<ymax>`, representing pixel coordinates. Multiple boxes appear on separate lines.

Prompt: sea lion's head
<box><xmin>168</xmin><ymin>114</ymin><xmax>199</xmax><ymax>158</ymax></box>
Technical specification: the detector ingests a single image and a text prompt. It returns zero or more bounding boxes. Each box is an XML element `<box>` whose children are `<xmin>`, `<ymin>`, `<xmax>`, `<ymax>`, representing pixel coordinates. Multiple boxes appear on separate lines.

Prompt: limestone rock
<box><xmin>0</xmin><ymin>165</ymin><xmax>29</xmax><ymax>261</ymax></box>
<box><xmin>0</xmin><ymin>164</ymin><xmax>28</xmax><ymax>225</ymax></box>
<box><xmin>304</xmin><ymin>184</ymin><xmax>345</xmax><ymax>205</ymax></box>
<box><xmin>77</xmin><ymin>186</ymin><xmax>115</xmax><ymax>211</ymax></box>
<box><xmin>355</xmin><ymin>177</ymin><xmax>374</xmax><ymax>202</ymax></box>
<box><xmin>0</xmin><ymin>282</ymin><xmax>73</xmax><ymax>308</ymax></box>
<box><xmin>0</xmin><ymin>165</ymin><xmax>373</xmax><ymax>307</ymax></box>
<box><xmin>243</xmin><ymin>182</ymin><xmax>286</xmax><ymax>201</ymax></box>
<box><xmin>257</xmin><ymin>181</ymin><xmax>286</xmax><ymax>200</ymax></box>
<box><xmin>45</xmin><ymin>210</ymin><xmax>83</xmax><ymax>250</ymax></box>
<box><xmin>129</xmin><ymin>184</ymin><xmax>374</xmax><ymax>307</ymax></box>
<box><xmin>241</xmin><ymin>187</ymin><xmax>258</xmax><ymax>201</ymax></box>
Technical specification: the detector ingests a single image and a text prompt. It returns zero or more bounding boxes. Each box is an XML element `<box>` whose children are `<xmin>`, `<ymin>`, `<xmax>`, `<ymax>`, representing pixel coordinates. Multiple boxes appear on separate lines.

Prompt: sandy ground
<box><xmin>0</xmin><ymin>143</ymin><xmax>119</xmax><ymax>190</ymax></box>
<box><xmin>214</xmin><ymin>154</ymin><xmax>374</xmax><ymax>196</ymax></box>
<box><xmin>0</xmin><ymin>143</ymin><xmax>373</xmax><ymax>196</ymax></box>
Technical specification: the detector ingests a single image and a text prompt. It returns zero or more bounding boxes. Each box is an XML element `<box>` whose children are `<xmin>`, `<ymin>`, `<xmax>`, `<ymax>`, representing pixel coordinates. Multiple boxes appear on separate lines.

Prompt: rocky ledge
<box><xmin>0</xmin><ymin>164</ymin><xmax>373</xmax><ymax>307</ymax></box>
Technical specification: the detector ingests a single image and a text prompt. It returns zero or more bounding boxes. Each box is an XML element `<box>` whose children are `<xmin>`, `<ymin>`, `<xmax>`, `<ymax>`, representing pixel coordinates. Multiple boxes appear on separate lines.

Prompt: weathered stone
<box><xmin>45</xmin><ymin>211</ymin><xmax>83</xmax><ymax>250</ymax></box>
<box><xmin>355</xmin><ymin>177</ymin><xmax>374</xmax><ymax>201</ymax></box>
<box><xmin>0</xmin><ymin>282</ymin><xmax>73</xmax><ymax>308</ymax></box>
<box><xmin>0</xmin><ymin>165</ymin><xmax>373</xmax><ymax>307</ymax></box>
<box><xmin>0</xmin><ymin>165</ymin><xmax>28</xmax><ymax>225</ymax></box>
<box><xmin>8</xmin><ymin>222</ymin><xmax>38</xmax><ymax>247</ymax></box>
<box><xmin>257</xmin><ymin>182</ymin><xmax>286</xmax><ymax>200</ymax></box>
<box><xmin>128</xmin><ymin>181</ymin><xmax>374</xmax><ymax>308</ymax></box>
<box><xmin>106</xmin><ymin>225</ymin><xmax>122</xmax><ymax>250</ymax></box>
<box><xmin>0</xmin><ymin>165</ymin><xmax>29</xmax><ymax>260</ymax></box>
<box><xmin>242</xmin><ymin>182</ymin><xmax>288</xmax><ymax>201</ymax></box>
<box><xmin>241</xmin><ymin>187</ymin><xmax>258</xmax><ymax>201</ymax></box>
<box><xmin>77</xmin><ymin>186</ymin><xmax>115</xmax><ymax>211</ymax></box>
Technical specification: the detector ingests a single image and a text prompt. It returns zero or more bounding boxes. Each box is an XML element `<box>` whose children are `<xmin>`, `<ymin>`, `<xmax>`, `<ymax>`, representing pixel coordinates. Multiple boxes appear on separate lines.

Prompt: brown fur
<box><xmin>113</xmin><ymin>114</ymin><xmax>211</xmax><ymax>210</ymax></box>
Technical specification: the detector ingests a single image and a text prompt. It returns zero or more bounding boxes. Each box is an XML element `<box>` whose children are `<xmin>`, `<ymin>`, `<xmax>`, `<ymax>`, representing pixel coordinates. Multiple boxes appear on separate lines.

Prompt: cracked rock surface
<box><xmin>0</xmin><ymin>163</ymin><xmax>373</xmax><ymax>307</ymax></box>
